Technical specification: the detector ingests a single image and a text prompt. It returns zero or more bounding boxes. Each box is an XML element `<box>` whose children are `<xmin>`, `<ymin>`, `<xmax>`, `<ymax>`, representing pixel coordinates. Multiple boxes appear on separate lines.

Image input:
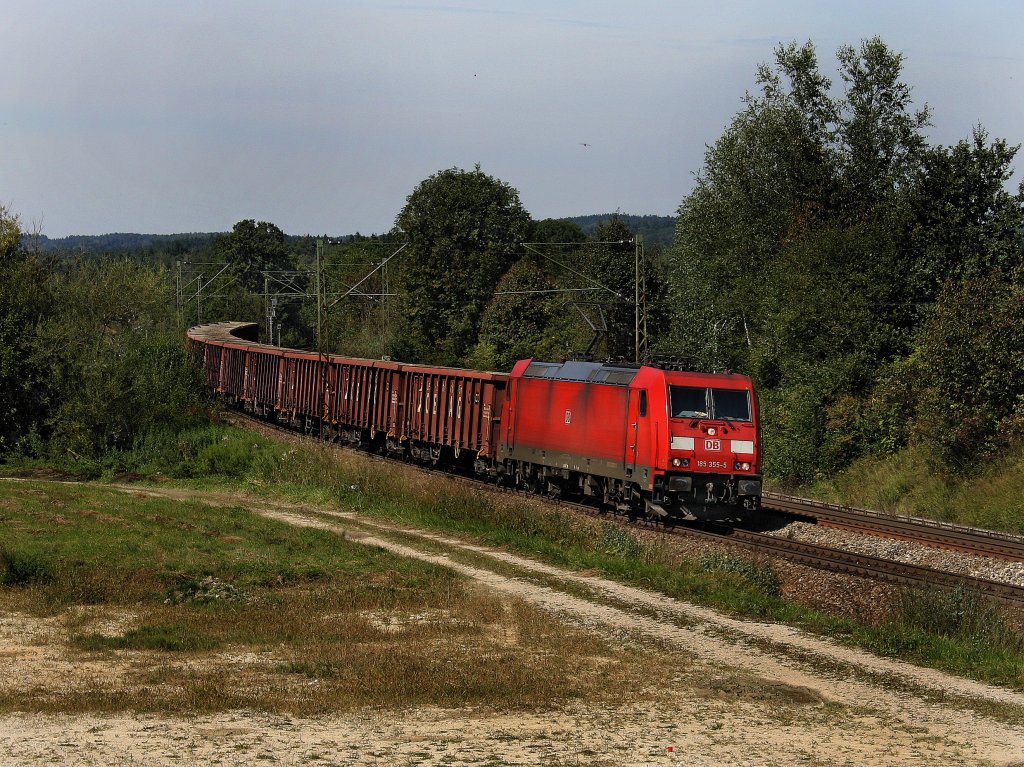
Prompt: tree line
<box><xmin>2</xmin><ymin>37</ymin><xmax>1021</xmax><ymax>485</ymax></box>
<box><xmin>666</xmin><ymin>38</ymin><xmax>1024</xmax><ymax>482</ymax></box>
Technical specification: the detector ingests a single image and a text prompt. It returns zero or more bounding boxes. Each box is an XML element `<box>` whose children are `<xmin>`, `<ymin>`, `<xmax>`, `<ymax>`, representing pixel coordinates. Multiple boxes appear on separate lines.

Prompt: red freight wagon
<box><xmin>202</xmin><ymin>343</ymin><xmax>223</xmax><ymax>390</ymax></box>
<box><xmin>219</xmin><ymin>343</ymin><xmax>252</xmax><ymax>400</ymax></box>
<box><xmin>397</xmin><ymin>365</ymin><xmax>507</xmax><ymax>461</ymax></box>
<box><xmin>324</xmin><ymin>357</ymin><xmax>399</xmax><ymax>440</ymax></box>
<box><xmin>245</xmin><ymin>347</ymin><xmax>284</xmax><ymax>415</ymax></box>
<box><xmin>279</xmin><ymin>353</ymin><xmax>328</xmax><ymax>419</ymax></box>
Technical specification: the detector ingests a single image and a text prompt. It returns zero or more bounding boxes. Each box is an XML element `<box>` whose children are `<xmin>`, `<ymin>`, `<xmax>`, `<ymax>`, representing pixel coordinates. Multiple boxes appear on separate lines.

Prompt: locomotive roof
<box><xmin>521</xmin><ymin>359</ymin><xmax>754</xmax><ymax>388</ymax></box>
<box><xmin>522</xmin><ymin>360</ymin><xmax>640</xmax><ymax>386</ymax></box>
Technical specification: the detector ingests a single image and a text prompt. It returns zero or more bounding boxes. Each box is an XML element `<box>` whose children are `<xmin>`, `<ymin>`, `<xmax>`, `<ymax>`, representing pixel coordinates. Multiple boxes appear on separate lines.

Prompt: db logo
<box><xmin>704</xmin><ymin>439</ymin><xmax>721</xmax><ymax>451</ymax></box>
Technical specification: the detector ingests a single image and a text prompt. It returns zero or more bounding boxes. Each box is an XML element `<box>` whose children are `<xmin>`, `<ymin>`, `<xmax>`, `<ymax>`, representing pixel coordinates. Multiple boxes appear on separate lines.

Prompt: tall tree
<box><xmin>670</xmin><ymin>37</ymin><xmax>1024</xmax><ymax>481</ymax></box>
<box><xmin>470</xmin><ymin>259</ymin><xmax>557</xmax><ymax>371</ymax></box>
<box><xmin>576</xmin><ymin>216</ymin><xmax>641</xmax><ymax>360</ymax></box>
<box><xmin>217</xmin><ymin>219</ymin><xmax>292</xmax><ymax>293</ymax></box>
<box><xmin>394</xmin><ymin>166</ymin><xmax>531</xmax><ymax>365</ymax></box>
<box><xmin>906</xmin><ymin>128</ymin><xmax>1024</xmax><ymax>300</ymax></box>
<box><xmin>916</xmin><ymin>274</ymin><xmax>1024</xmax><ymax>468</ymax></box>
<box><xmin>40</xmin><ymin>258</ymin><xmax>204</xmax><ymax>456</ymax></box>
<box><xmin>0</xmin><ymin>205</ymin><xmax>53</xmax><ymax>456</ymax></box>
<box><xmin>836</xmin><ymin>37</ymin><xmax>930</xmax><ymax>218</ymax></box>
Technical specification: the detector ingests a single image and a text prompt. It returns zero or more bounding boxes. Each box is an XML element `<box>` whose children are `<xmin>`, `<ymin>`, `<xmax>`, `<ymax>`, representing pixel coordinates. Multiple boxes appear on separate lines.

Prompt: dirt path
<box><xmin>3</xmin><ymin>481</ymin><xmax>1024</xmax><ymax>765</ymax></box>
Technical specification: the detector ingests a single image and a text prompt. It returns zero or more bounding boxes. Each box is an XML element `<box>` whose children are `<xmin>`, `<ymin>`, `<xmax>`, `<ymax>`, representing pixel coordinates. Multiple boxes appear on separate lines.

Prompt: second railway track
<box><xmin>763</xmin><ymin>491</ymin><xmax>1024</xmax><ymax>563</ymax></box>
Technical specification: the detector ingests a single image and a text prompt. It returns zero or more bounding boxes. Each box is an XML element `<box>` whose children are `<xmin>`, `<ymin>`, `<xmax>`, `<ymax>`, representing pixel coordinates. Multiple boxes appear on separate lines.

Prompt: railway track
<box><xmin>225</xmin><ymin>410</ymin><xmax>1024</xmax><ymax>606</ymax></box>
<box><xmin>763</xmin><ymin>491</ymin><xmax>1024</xmax><ymax>563</ymax></box>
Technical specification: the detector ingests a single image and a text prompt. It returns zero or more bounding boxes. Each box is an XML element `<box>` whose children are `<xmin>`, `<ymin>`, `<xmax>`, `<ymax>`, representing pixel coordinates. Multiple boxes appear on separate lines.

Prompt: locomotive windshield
<box><xmin>670</xmin><ymin>386</ymin><xmax>708</xmax><ymax>418</ymax></box>
<box><xmin>670</xmin><ymin>386</ymin><xmax>751</xmax><ymax>421</ymax></box>
<box><xmin>711</xmin><ymin>388</ymin><xmax>751</xmax><ymax>421</ymax></box>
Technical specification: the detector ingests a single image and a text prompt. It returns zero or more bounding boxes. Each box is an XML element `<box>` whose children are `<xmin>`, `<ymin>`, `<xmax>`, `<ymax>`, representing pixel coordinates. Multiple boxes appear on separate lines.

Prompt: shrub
<box><xmin>0</xmin><ymin>546</ymin><xmax>54</xmax><ymax>586</ymax></box>
<box><xmin>700</xmin><ymin>551</ymin><xmax>781</xmax><ymax>597</ymax></box>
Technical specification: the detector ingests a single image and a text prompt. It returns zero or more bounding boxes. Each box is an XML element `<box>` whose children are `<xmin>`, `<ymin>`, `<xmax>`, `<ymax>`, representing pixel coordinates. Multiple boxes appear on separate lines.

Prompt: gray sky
<box><xmin>4</xmin><ymin>1</ymin><xmax>1023</xmax><ymax>237</ymax></box>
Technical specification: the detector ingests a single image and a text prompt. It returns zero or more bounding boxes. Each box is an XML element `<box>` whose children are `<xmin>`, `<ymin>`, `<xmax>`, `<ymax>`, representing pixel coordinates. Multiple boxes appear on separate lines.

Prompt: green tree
<box><xmin>528</xmin><ymin>218</ymin><xmax>587</xmax><ymax>245</ymax></box>
<box><xmin>42</xmin><ymin>259</ymin><xmax>205</xmax><ymax>456</ymax></box>
<box><xmin>670</xmin><ymin>37</ymin><xmax>1024</xmax><ymax>481</ymax></box>
<box><xmin>0</xmin><ymin>205</ymin><xmax>53</xmax><ymax>456</ymax></box>
<box><xmin>0</xmin><ymin>204</ymin><xmax>21</xmax><ymax>266</ymax></box>
<box><xmin>394</xmin><ymin>166</ymin><xmax>531</xmax><ymax>365</ymax></box>
<box><xmin>578</xmin><ymin>216</ymin><xmax>641</xmax><ymax>360</ymax></box>
<box><xmin>835</xmin><ymin>37</ymin><xmax>930</xmax><ymax>218</ymax></box>
<box><xmin>916</xmin><ymin>274</ymin><xmax>1024</xmax><ymax>469</ymax></box>
<box><xmin>470</xmin><ymin>259</ymin><xmax>557</xmax><ymax>371</ymax></box>
<box><xmin>906</xmin><ymin>128</ymin><xmax>1024</xmax><ymax>300</ymax></box>
<box><xmin>217</xmin><ymin>219</ymin><xmax>292</xmax><ymax>293</ymax></box>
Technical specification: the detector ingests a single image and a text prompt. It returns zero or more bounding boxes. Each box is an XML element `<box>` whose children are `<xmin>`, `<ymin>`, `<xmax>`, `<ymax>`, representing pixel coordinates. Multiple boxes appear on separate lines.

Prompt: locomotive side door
<box><xmin>625</xmin><ymin>388</ymin><xmax>640</xmax><ymax>477</ymax></box>
<box><xmin>624</xmin><ymin>387</ymin><xmax>652</xmax><ymax>486</ymax></box>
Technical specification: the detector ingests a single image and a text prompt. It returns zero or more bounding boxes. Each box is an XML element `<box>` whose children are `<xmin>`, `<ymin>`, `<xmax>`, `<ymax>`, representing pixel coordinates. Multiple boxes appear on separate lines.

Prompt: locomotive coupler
<box><xmin>705</xmin><ymin>482</ymin><xmax>716</xmax><ymax>504</ymax></box>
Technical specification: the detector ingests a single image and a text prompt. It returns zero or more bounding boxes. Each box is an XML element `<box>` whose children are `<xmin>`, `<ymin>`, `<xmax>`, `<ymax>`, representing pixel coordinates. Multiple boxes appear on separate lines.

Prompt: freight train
<box><xmin>188</xmin><ymin>322</ymin><xmax>762</xmax><ymax>520</ymax></box>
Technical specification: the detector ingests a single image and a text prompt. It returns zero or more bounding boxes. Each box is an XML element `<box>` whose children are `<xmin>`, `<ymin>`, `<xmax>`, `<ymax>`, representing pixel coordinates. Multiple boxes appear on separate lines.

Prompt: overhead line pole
<box><xmin>635</xmin><ymin>235</ymin><xmax>648</xmax><ymax>364</ymax></box>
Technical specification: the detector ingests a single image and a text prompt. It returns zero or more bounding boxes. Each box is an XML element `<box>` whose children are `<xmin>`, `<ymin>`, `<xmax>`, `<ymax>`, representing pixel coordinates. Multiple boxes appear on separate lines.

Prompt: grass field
<box><xmin>3</xmin><ymin>422</ymin><xmax>1024</xmax><ymax>695</ymax></box>
<box><xmin>0</xmin><ymin>480</ymin><xmax>674</xmax><ymax>715</ymax></box>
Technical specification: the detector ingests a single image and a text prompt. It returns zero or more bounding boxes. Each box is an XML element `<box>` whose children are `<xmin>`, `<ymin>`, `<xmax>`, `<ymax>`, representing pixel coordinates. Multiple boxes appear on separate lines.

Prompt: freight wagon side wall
<box><xmin>279</xmin><ymin>354</ymin><xmax>326</xmax><ymax>417</ymax></box>
<box><xmin>221</xmin><ymin>345</ymin><xmax>250</xmax><ymax>399</ymax></box>
<box><xmin>202</xmin><ymin>344</ymin><xmax>223</xmax><ymax>390</ymax></box>
<box><xmin>245</xmin><ymin>348</ymin><xmax>282</xmax><ymax>408</ymax></box>
<box><xmin>397</xmin><ymin>367</ymin><xmax>507</xmax><ymax>457</ymax></box>
<box><xmin>328</xmin><ymin>359</ymin><xmax>389</xmax><ymax>432</ymax></box>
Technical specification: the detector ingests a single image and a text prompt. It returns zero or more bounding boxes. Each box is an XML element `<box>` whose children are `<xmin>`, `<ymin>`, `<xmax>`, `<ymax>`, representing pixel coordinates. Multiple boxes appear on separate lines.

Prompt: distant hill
<box><xmin>562</xmin><ymin>214</ymin><xmax>676</xmax><ymax>247</ymax></box>
<box><xmin>27</xmin><ymin>232</ymin><xmax>222</xmax><ymax>255</ymax></box>
<box><xmin>25</xmin><ymin>213</ymin><xmax>678</xmax><ymax>255</ymax></box>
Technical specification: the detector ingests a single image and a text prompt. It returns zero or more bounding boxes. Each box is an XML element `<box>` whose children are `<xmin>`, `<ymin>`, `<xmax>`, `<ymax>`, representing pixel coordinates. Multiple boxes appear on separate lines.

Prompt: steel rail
<box><xmin>763</xmin><ymin>492</ymin><xmax>1024</xmax><ymax>563</ymax></box>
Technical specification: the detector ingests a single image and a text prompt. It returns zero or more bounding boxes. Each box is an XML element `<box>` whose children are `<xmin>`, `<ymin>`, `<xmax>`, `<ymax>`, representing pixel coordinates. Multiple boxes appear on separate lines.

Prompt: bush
<box><xmin>895</xmin><ymin>584</ymin><xmax>1022</xmax><ymax>652</ymax></box>
<box><xmin>916</xmin><ymin>274</ymin><xmax>1024</xmax><ymax>469</ymax></box>
<box><xmin>700</xmin><ymin>551</ymin><xmax>780</xmax><ymax>597</ymax></box>
<box><xmin>0</xmin><ymin>546</ymin><xmax>54</xmax><ymax>586</ymax></box>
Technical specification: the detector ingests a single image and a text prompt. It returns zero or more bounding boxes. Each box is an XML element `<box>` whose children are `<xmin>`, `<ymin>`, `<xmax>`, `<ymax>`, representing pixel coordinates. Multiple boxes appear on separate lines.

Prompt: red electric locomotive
<box><xmin>188</xmin><ymin>322</ymin><xmax>762</xmax><ymax>520</ymax></box>
<box><xmin>501</xmin><ymin>359</ymin><xmax>761</xmax><ymax>518</ymax></box>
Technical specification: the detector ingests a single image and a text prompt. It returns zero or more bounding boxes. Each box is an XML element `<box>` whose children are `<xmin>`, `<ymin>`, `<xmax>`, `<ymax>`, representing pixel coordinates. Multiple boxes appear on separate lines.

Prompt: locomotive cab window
<box><xmin>638</xmin><ymin>390</ymin><xmax>648</xmax><ymax>416</ymax></box>
<box><xmin>711</xmin><ymin>388</ymin><xmax>751</xmax><ymax>421</ymax></box>
<box><xmin>670</xmin><ymin>386</ymin><xmax>708</xmax><ymax>418</ymax></box>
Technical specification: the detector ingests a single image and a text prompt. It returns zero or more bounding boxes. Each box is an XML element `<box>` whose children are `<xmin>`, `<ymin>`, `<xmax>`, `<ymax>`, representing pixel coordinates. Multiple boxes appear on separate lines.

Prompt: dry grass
<box><xmin>1</xmin><ymin>587</ymin><xmax>677</xmax><ymax>715</ymax></box>
<box><xmin>0</xmin><ymin>481</ymin><xmax>680</xmax><ymax>715</ymax></box>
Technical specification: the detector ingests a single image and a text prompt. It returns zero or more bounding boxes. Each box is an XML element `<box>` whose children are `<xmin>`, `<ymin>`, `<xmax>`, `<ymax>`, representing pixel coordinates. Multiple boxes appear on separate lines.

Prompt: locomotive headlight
<box><xmin>682</xmin><ymin>458</ymin><xmax>690</xmax><ymax>467</ymax></box>
<box><xmin>741</xmin><ymin>462</ymin><xmax>751</xmax><ymax>471</ymax></box>
<box><xmin>672</xmin><ymin>457</ymin><xmax>682</xmax><ymax>467</ymax></box>
<box><xmin>707</xmin><ymin>427</ymin><xmax>718</xmax><ymax>436</ymax></box>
